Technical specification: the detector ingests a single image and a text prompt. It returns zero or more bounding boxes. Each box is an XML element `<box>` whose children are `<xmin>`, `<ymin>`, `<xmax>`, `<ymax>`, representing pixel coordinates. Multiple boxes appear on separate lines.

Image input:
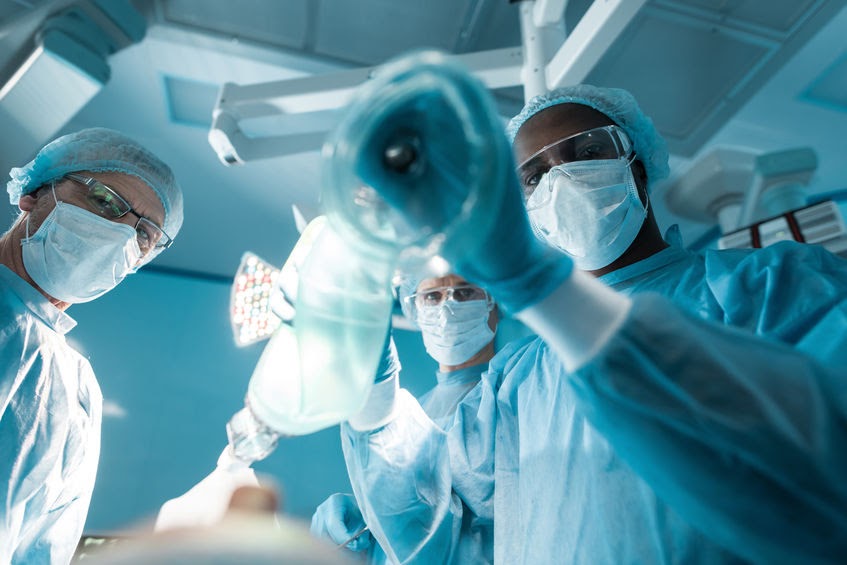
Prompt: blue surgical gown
<box><xmin>0</xmin><ymin>266</ymin><xmax>103</xmax><ymax>564</ymax></box>
<box><xmin>351</xmin><ymin>364</ymin><xmax>490</xmax><ymax>564</ymax></box>
<box><xmin>342</xmin><ymin>240</ymin><xmax>847</xmax><ymax>564</ymax></box>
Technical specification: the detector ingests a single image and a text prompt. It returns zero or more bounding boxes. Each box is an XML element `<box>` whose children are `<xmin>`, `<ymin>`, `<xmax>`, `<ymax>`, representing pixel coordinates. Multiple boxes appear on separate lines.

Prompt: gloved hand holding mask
<box><xmin>324</xmin><ymin>50</ymin><xmax>572</xmax><ymax>315</ymax></box>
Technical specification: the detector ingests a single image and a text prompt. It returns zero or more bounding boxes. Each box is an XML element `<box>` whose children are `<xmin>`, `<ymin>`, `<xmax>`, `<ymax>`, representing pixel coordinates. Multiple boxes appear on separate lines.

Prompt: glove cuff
<box><xmin>348</xmin><ymin>372</ymin><xmax>399</xmax><ymax>431</ymax></box>
<box><xmin>518</xmin><ymin>270</ymin><xmax>631</xmax><ymax>372</ymax></box>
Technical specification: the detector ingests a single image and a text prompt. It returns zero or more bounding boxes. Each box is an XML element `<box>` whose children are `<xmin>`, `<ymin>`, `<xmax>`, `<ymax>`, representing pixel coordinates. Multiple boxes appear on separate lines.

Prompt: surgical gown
<box><xmin>0</xmin><ymin>266</ymin><xmax>103</xmax><ymax>564</ymax></box>
<box><xmin>346</xmin><ymin>363</ymin><xmax>491</xmax><ymax>564</ymax></box>
<box><xmin>341</xmin><ymin>240</ymin><xmax>847</xmax><ymax>564</ymax></box>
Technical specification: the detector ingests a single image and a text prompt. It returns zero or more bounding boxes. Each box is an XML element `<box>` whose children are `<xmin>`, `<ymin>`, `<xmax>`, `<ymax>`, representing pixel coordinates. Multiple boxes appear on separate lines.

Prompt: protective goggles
<box><xmin>516</xmin><ymin>125</ymin><xmax>634</xmax><ymax>198</ymax></box>
<box><xmin>404</xmin><ymin>284</ymin><xmax>492</xmax><ymax>320</ymax></box>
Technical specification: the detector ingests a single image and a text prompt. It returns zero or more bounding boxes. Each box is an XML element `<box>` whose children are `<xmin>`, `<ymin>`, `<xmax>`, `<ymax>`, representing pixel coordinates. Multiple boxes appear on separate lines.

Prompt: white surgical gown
<box><xmin>342</xmin><ymin>240</ymin><xmax>847</xmax><ymax>564</ymax></box>
<box><xmin>0</xmin><ymin>266</ymin><xmax>102</xmax><ymax>564</ymax></box>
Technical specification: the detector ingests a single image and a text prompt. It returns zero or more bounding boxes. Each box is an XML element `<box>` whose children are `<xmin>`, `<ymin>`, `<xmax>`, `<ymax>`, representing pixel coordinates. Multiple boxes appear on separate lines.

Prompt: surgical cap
<box><xmin>506</xmin><ymin>85</ymin><xmax>670</xmax><ymax>188</ymax></box>
<box><xmin>7</xmin><ymin>127</ymin><xmax>184</xmax><ymax>240</ymax></box>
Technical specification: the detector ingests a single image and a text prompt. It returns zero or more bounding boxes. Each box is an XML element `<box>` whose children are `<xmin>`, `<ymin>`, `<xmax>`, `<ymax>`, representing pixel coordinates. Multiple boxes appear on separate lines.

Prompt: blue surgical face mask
<box><xmin>526</xmin><ymin>158</ymin><xmax>647</xmax><ymax>271</ymax></box>
<box><xmin>21</xmin><ymin>195</ymin><xmax>142</xmax><ymax>303</ymax></box>
<box><xmin>417</xmin><ymin>298</ymin><xmax>495</xmax><ymax>366</ymax></box>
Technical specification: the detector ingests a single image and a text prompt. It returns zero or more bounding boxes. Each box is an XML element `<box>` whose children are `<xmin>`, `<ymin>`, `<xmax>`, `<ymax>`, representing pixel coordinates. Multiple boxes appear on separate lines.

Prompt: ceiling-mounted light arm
<box><xmin>207</xmin><ymin>0</ymin><xmax>645</xmax><ymax>166</ymax></box>
<box><xmin>208</xmin><ymin>47</ymin><xmax>523</xmax><ymax>165</ymax></box>
<box><xmin>545</xmin><ymin>0</ymin><xmax>646</xmax><ymax>90</ymax></box>
<box><xmin>518</xmin><ymin>0</ymin><xmax>567</xmax><ymax>100</ymax></box>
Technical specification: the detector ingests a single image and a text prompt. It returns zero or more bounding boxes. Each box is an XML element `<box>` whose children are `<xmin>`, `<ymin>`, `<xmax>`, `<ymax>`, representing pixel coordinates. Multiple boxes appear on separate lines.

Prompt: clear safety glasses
<box><xmin>64</xmin><ymin>173</ymin><xmax>173</xmax><ymax>255</ymax></box>
<box><xmin>405</xmin><ymin>284</ymin><xmax>492</xmax><ymax>319</ymax></box>
<box><xmin>516</xmin><ymin>125</ymin><xmax>634</xmax><ymax>199</ymax></box>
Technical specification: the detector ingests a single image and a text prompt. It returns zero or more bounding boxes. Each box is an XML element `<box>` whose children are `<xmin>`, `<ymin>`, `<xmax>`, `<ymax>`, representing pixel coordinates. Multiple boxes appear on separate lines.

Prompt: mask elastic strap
<box><xmin>24</xmin><ymin>181</ymin><xmax>59</xmax><ymax>239</ymax></box>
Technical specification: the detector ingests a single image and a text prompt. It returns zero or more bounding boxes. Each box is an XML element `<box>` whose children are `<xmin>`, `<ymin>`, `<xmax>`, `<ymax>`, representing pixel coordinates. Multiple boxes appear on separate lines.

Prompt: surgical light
<box><xmin>230</xmin><ymin>253</ymin><xmax>283</xmax><ymax>347</ymax></box>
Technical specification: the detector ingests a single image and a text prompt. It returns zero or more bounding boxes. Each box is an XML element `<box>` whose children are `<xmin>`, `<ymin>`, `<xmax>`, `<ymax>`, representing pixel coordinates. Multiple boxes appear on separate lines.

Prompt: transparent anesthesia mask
<box><xmin>516</xmin><ymin>125</ymin><xmax>634</xmax><ymax>206</ymax></box>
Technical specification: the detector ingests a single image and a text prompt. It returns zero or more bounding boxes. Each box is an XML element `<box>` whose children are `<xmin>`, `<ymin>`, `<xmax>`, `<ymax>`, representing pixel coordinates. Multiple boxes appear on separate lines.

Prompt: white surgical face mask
<box><xmin>417</xmin><ymin>299</ymin><xmax>495</xmax><ymax>366</ymax></box>
<box><xmin>527</xmin><ymin>158</ymin><xmax>647</xmax><ymax>271</ymax></box>
<box><xmin>22</xmin><ymin>198</ymin><xmax>142</xmax><ymax>303</ymax></box>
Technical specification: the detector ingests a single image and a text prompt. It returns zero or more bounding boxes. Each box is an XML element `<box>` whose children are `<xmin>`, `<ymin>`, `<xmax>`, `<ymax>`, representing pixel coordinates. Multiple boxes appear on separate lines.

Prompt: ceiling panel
<box><xmin>587</xmin><ymin>8</ymin><xmax>769</xmax><ymax>144</ymax></box>
<box><xmin>313</xmin><ymin>0</ymin><xmax>476</xmax><ymax>65</ymax></box>
<box><xmin>671</xmin><ymin>0</ymin><xmax>821</xmax><ymax>34</ymax></box>
<box><xmin>584</xmin><ymin>0</ymin><xmax>842</xmax><ymax>156</ymax></box>
<box><xmin>160</xmin><ymin>0</ymin><xmax>310</xmax><ymax>51</ymax></box>
<box><xmin>803</xmin><ymin>52</ymin><xmax>847</xmax><ymax>112</ymax></box>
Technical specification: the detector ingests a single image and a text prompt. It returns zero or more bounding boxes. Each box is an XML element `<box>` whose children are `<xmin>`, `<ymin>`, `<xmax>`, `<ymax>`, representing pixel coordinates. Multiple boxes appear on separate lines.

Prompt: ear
<box><xmin>18</xmin><ymin>193</ymin><xmax>38</xmax><ymax>212</ymax></box>
<box><xmin>631</xmin><ymin>160</ymin><xmax>649</xmax><ymax>206</ymax></box>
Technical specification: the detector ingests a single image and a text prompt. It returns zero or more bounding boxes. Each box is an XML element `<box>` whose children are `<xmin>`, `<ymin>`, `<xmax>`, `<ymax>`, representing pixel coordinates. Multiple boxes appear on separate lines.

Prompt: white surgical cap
<box><xmin>506</xmin><ymin>85</ymin><xmax>670</xmax><ymax>188</ymax></box>
<box><xmin>7</xmin><ymin>127</ymin><xmax>184</xmax><ymax>242</ymax></box>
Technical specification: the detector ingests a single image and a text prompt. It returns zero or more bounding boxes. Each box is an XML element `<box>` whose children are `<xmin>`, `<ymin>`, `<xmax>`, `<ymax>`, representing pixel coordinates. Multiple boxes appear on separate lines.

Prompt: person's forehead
<box><xmin>83</xmin><ymin>170</ymin><xmax>165</xmax><ymax>223</ymax></box>
<box><xmin>513</xmin><ymin>103</ymin><xmax>616</xmax><ymax>164</ymax></box>
<box><xmin>417</xmin><ymin>274</ymin><xmax>469</xmax><ymax>291</ymax></box>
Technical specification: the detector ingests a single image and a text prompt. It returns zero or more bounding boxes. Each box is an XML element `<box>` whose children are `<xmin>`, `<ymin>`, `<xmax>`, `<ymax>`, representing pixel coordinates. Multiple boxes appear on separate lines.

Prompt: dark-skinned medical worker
<box><xmin>311</xmin><ymin>274</ymin><xmax>498</xmax><ymax>563</ymax></box>
<box><xmin>0</xmin><ymin>128</ymin><xmax>183</xmax><ymax>563</ymax></box>
<box><xmin>338</xmin><ymin>85</ymin><xmax>847</xmax><ymax>564</ymax></box>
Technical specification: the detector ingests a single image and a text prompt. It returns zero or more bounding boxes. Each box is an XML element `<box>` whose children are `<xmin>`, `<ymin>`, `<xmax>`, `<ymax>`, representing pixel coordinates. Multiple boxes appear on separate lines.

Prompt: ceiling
<box><xmin>1</xmin><ymin>0</ymin><xmax>846</xmax><ymax>281</ymax></box>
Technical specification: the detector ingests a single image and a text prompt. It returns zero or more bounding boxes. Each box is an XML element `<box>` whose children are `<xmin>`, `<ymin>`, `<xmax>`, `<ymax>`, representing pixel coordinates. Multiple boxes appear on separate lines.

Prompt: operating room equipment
<box><xmin>223</xmin><ymin>46</ymin><xmax>534</xmax><ymax>470</ymax></box>
<box><xmin>336</xmin><ymin>525</ymin><xmax>370</xmax><ymax>551</ymax></box>
<box><xmin>665</xmin><ymin>145</ymin><xmax>847</xmax><ymax>258</ymax></box>
<box><xmin>206</xmin><ymin>1</ymin><xmax>646</xmax><ymax>165</ymax></box>
<box><xmin>226</xmin><ymin>211</ymin><xmax>396</xmax><ymax>461</ymax></box>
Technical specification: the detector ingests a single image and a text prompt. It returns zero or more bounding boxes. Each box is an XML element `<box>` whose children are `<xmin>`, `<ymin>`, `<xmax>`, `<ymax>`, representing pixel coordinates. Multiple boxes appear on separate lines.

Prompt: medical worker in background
<box><xmin>0</xmin><ymin>128</ymin><xmax>183</xmax><ymax>563</ymax></box>
<box><xmin>311</xmin><ymin>274</ymin><xmax>497</xmax><ymax>563</ymax></box>
<box><xmin>340</xmin><ymin>84</ymin><xmax>847</xmax><ymax>564</ymax></box>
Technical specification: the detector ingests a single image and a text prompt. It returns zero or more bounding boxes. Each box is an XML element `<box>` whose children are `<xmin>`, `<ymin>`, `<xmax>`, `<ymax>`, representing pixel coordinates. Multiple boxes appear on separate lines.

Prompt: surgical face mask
<box><xmin>526</xmin><ymin>158</ymin><xmax>647</xmax><ymax>271</ymax></box>
<box><xmin>21</xmin><ymin>198</ymin><xmax>142</xmax><ymax>303</ymax></box>
<box><xmin>417</xmin><ymin>298</ymin><xmax>495</xmax><ymax>366</ymax></box>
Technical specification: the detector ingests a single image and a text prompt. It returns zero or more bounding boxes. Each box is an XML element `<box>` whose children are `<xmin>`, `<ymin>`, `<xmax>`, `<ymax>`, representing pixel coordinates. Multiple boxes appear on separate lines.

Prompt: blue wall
<box><xmin>68</xmin><ymin>269</ymin><xmax>438</xmax><ymax>534</ymax></box>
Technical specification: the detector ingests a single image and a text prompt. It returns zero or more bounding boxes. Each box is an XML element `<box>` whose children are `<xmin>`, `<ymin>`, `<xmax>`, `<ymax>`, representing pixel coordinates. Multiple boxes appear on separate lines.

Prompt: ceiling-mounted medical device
<box><xmin>208</xmin><ymin>0</ymin><xmax>647</xmax><ymax>165</ymax></box>
<box><xmin>0</xmin><ymin>0</ymin><xmax>146</xmax><ymax>167</ymax></box>
<box><xmin>718</xmin><ymin>201</ymin><xmax>847</xmax><ymax>258</ymax></box>
<box><xmin>665</xmin><ymin>145</ymin><xmax>847</xmax><ymax>258</ymax></box>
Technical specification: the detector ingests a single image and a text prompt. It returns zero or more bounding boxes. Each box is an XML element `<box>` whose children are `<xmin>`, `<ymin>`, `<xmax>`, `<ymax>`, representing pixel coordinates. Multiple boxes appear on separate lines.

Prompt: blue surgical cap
<box><xmin>7</xmin><ymin>127</ymin><xmax>184</xmax><ymax>242</ymax></box>
<box><xmin>506</xmin><ymin>85</ymin><xmax>670</xmax><ymax>188</ymax></box>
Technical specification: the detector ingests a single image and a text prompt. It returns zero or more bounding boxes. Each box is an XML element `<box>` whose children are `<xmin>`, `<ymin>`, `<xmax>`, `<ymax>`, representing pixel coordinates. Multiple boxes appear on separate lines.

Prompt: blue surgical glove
<box><xmin>310</xmin><ymin>493</ymin><xmax>374</xmax><ymax>552</ymax></box>
<box><xmin>346</xmin><ymin>51</ymin><xmax>572</xmax><ymax>313</ymax></box>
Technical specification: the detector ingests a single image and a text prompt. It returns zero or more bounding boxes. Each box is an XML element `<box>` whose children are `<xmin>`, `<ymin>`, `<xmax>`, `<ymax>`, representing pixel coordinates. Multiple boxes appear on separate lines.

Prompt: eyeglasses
<box><xmin>64</xmin><ymin>173</ymin><xmax>172</xmax><ymax>255</ymax></box>
<box><xmin>516</xmin><ymin>125</ymin><xmax>634</xmax><ymax>199</ymax></box>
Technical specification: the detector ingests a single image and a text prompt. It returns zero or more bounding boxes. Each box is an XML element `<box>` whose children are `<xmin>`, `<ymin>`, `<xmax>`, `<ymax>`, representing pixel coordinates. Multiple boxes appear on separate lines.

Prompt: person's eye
<box><xmin>135</xmin><ymin>226</ymin><xmax>152</xmax><ymax>251</ymax></box>
<box><xmin>575</xmin><ymin>142</ymin><xmax>612</xmax><ymax>161</ymax></box>
<box><xmin>422</xmin><ymin>290</ymin><xmax>443</xmax><ymax>305</ymax></box>
<box><xmin>520</xmin><ymin>168</ymin><xmax>546</xmax><ymax>198</ymax></box>
<box><xmin>87</xmin><ymin>187</ymin><xmax>123</xmax><ymax>217</ymax></box>
<box><xmin>453</xmin><ymin>287</ymin><xmax>476</xmax><ymax>301</ymax></box>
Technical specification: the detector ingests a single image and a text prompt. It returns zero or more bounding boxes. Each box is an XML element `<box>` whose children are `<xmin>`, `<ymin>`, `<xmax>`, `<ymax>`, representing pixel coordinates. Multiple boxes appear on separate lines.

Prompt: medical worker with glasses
<box><xmin>0</xmin><ymin>128</ymin><xmax>183</xmax><ymax>563</ymax></box>
<box><xmin>339</xmin><ymin>84</ymin><xmax>847</xmax><ymax>564</ymax></box>
<box><xmin>311</xmin><ymin>274</ymin><xmax>497</xmax><ymax>563</ymax></box>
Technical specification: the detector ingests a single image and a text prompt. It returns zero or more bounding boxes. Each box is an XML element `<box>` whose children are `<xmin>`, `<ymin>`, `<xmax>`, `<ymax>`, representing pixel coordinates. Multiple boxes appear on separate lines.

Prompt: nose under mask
<box><xmin>527</xmin><ymin>158</ymin><xmax>647</xmax><ymax>271</ymax></box>
<box><xmin>417</xmin><ymin>298</ymin><xmax>495</xmax><ymax>366</ymax></box>
<box><xmin>21</xmin><ymin>199</ymin><xmax>142</xmax><ymax>303</ymax></box>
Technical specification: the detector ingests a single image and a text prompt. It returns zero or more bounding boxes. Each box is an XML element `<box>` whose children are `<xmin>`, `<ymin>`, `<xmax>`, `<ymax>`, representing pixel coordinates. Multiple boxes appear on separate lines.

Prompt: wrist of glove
<box><xmin>451</xmin><ymin>175</ymin><xmax>573</xmax><ymax>314</ymax></box>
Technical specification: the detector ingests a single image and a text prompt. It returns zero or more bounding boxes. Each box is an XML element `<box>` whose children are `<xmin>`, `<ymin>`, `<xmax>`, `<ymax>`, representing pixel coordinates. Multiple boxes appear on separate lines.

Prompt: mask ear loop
<box><xmin>24</xmin><ymin>180</ymin><xmax>59</xmax><ymax>240</ymax></box>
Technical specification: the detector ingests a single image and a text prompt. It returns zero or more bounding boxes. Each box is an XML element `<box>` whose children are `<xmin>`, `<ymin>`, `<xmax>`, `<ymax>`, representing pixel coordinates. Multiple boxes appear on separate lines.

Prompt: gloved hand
<box><xmin>310</xmin><ymin>493</ymin><xmax>374</xmax><ymax>552</ymax></box>
<box><xmin>155</xmin><ymin>446</ymin><xmax>260</xmax><ymax>532</ymax></box>
<box><xmin>344</xmin><ymin>51</ymin><xmax>572</xmax><ymax>314</ymax></box>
